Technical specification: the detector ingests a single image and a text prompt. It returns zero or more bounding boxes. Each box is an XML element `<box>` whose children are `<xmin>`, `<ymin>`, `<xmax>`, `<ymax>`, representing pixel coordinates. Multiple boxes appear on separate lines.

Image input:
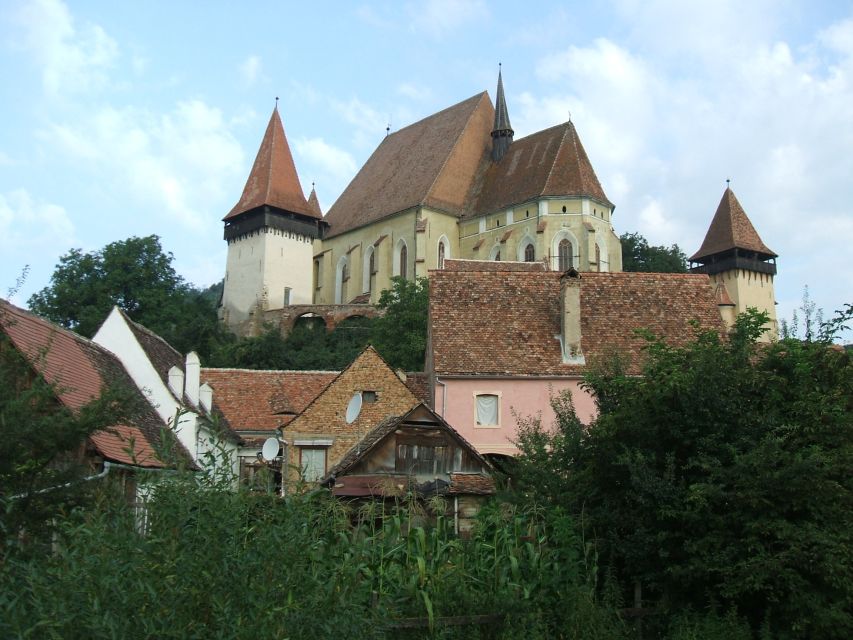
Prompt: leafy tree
<box><xmin>620</xmin><ymin>232</ymin><xmax>688</xmax><ymax>273</ymax></box>
<box><xmin>514</xmin><ymin>308</ymin><xmax>853</xmax><ymax>638</ymax></box>
<box><xmin>371</xmin><ymin>276</ymin><xmax>429</xmax><ymax>371</ymax></box>
<box><xmin>28</xmin><ymin>236</ymin><xmax>230</xmax><ymax>359</ymax></box>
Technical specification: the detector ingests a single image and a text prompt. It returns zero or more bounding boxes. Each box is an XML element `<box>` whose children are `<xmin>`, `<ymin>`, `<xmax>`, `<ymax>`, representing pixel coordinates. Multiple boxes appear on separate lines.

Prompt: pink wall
<box><xmin>434</xmin><ymin>377</ymin><xmax>597</xmax><ymax>455</ymax></box>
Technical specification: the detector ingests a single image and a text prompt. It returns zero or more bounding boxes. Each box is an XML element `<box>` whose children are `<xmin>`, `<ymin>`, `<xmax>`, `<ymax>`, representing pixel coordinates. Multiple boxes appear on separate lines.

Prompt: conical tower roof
<box><xmin>224</xmin><ymin>106</ymin><xmax>318</xmax><ymax>221</ymax></box>
<box><xmin>690</xmin><ymin>187</ymin><xmax>776</xmax><ymax>262</ymax></box>
<box><xmin>307</xmin><ymin>184</ymin><xmax>322</xmax><ymax>218</ymax></box>
<box><xmin>492</xmin><ymin>67</ymin><xmax>512</xmax><ymax>135</ymax></box>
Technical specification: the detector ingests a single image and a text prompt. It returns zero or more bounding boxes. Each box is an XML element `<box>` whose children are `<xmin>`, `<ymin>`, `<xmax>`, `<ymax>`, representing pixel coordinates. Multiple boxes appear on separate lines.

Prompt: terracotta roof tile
<box><xmin>690</xmin><ymin>187</ymin><xmax>776</xmax><ymax>261</ymax></box>
<box><xmin>468</xmin><ymin>121</ymin><xmax>612</xmax><ymax>219</ymax></box>
<box><xmin>1</xmin><ymin>301</ymin><xmax>183</xmax><ymax>468</ymax></box>
<box><xmin>200</xmin><ymin>368</ymin><xmax>337</xmax><ymax>433</ymax></box>
<box><xmin>307</xmin><ymin>186</ymin><xmax>322</xmax><ymax>218</ymax></box>
<box><xmin>429</xmin><ymin>271</ymin><xmax>724</xmax><ymax>377</ymax></box>
<box><xmin>448</xmin><ymin>473</ymin><xmax>496</xmax><ymax>495</ymax></box>
<box><xmin>224</xmin><ymin>108</ymin><xmax>317</xmax><ymax>221</ymax></box>
<box><xmin>323</xmin><ymin>93</ymin><xmax>494</xmax><ymax>238</ymax></box>
<box><xmin>404</xmin><ymin>372</ymin><xmax>431</xmax><ymax>405</ymax></box>
<box><xmin>441</xmin><ymin>259</ymin><xmax>546</xmax><ymax>272</ymax></box>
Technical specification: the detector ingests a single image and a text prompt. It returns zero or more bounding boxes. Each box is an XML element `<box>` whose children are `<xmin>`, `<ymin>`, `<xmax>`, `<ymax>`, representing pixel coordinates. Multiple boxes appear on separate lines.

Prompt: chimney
<box><xmin>185</xmin><ymin>352</ymin><xmax>200</xmax><ymax>405</ymax></box>
<box><xmin>199</xmin><ymin>382</ymin><xmax>213</xmax><ymax>413</ymax></box>
<box><xmin>168</xmin><ymin>366</ymin><xmax>185</xmax><ymax>398</ymax></box>
<box><xmin>560</xmin><ymin>269</ymin><xmax>585</xmax><ymax>365</ymax></box>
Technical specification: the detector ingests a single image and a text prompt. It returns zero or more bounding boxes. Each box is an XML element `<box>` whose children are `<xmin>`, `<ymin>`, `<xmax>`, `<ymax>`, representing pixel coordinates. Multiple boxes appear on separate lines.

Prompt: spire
<box><xmin>491</xmin><ymin>64</ymin><xmax>514</xmax><ymax>162</ymax></box>
<box><xmin>689</xmin><ymin>185</ymin><xmax>776</xmax><ymax>262</ymax></box>
<box><xmin>224</xmin><ymin>105</ymin><xmax>318</xmax><ymax>221</ymax></box>
<box><xmin>307</xmin><ymin>182</ymin><xmax>322</xmax><ymax>218</ymax></box>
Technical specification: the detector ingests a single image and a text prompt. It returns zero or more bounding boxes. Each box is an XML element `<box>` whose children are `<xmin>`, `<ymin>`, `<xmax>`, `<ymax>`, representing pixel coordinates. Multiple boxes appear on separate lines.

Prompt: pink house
<box><xmin>427</xmin><ymin>260</ymin><xmax>726</xmax><ymax>459</ymax></box>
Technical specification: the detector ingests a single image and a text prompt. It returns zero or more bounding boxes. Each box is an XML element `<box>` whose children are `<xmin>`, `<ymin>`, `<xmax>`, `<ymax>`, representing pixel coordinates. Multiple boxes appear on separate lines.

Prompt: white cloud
<box><xmin>42</xmin><ymin>100</ymin><xmax>245</xmax><ymax>230</ymax></box>
<box><xmin>13</xmin><ymin>0</ymin><xmax>118</xmax><ymax>96</ymax></box>
<box><xmin>294</xmin><ymin>137</ymin><xmax>357</xmax><ymax>183</ymax></box>
<box><xmin>240</xmin><ymin>55</ymin><xmax>262</xmax><ymax>86</ymax></box>
<box><xmin>0</xmin><ymin>189</ymin><xmax>75</xmax><ymax>251</ymax></box>
<box><xmin>407</xmin><ymin>0</ymin><xmax>488</xmax><ymax>38</ymax></box>
<box><xmin>397</xmin><ymin>82</ymin><xmax>432</xmax><ymax>101</ymax></box>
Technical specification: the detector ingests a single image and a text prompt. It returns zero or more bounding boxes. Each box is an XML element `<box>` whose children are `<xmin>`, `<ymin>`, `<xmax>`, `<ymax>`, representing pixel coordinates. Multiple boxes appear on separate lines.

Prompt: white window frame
<box><xmin>516</xmin><ymin>233</ymin><xmax>536</xmax><ymax>261</ymax></box>
<box><xmin>552</xmin><ymin>229</ymin><xmax>580</xmax><ymax>271</ymax></box>
<box><xmin>473</xmin><ymin>391</ymin><xmax>502</xmax><ymax>428</ymax></box>
<box><xmin>488</xmin><ymin>245</ymin><xmax>502</xmax><ymax>261</ymax></box>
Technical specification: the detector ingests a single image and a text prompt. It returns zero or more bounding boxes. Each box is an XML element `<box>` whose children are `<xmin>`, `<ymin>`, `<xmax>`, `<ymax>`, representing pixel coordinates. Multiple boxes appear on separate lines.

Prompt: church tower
<box><xmin>689</xmin><ymin>185</ymin><xmax>778</xmax><ymax>340</ymax></box>
<box><xmin>491</xmin><ymin>65</ymin><xmax>513</xmax><ymax>162</ymax></box>
<box><xmin>221</xmin><ymin>105</ymin><xmax>325</xmax><ymax>329</ymax></box>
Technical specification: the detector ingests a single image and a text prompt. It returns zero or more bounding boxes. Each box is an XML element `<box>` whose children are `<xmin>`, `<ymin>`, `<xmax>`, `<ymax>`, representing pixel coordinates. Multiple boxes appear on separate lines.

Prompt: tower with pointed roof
<box><xmin>491</xmin><ymin>65</ymin><xmax>513</xmax><ymax>162</ymax></box>
<box><xmin>689</xmin><ymin>185</ymin><xmax>778</xmax><ymax>339</ymax></box>
<box><xmin>221</xmin><ymin>105</ymin><xmax>326</xmax><ymax>329</ymax></box>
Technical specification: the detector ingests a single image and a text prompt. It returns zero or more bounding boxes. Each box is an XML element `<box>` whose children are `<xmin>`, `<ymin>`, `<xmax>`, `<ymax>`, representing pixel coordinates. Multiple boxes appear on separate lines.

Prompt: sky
<box><xmin>1</xmin><ymin>0</ymin><xmax>851</xmax><ymax>341</ymax></box>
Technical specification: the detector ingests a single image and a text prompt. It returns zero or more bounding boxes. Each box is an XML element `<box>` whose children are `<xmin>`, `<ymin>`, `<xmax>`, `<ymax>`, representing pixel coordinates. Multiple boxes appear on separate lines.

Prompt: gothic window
<box><xmin>594</xmin><ymin>243</ymin><xmax>601</xmax><ymax>272</ymax></box>
<box><xmin>400</xmin><ymin>244</ymin><xmax>408</xmax><ymax>279</ymax></box>
<box><xmin>558</xmin><ymin>239</ymin><xmax>573</xmax><ymax>271</ymax></box>
<box><xmin>524</xmin><ymin>243</ymin><xmax>535</xmax><ymax>262</ymax></box>
<box><xmin>438</xmin><ymin>241</ymin><xmax>446</xmax><ymax>269</ymax></box>
<box><xmin>494</xmin><ymin>250</ymin><xmax>501</xmax><ymax>261</ymax></box>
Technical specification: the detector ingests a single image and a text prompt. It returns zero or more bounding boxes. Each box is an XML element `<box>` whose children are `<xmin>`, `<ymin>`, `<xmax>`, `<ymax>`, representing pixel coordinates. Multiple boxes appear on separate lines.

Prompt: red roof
<box><xmin>224</xmin><ymin>107</ymin><xmax>318</xmax><ymax>221</ymax></box>
<box><xmin>690</xmin><ymin>187</ymin><xmax>776</xmax><ymax>261</ymax></box>
<box><xmin>200</xmin><ymin>368</ymin><xmax>337</xmax><ymax>432</ymax></box>
<box><xmin>429</xmin><ymin>270</ymin><xmax>724</xmax><ymax>377</ymax></box>
<box><xmin>1</xmin><ymin>301</ymin><xmax>180</xmax><ymax>467</ymax></box>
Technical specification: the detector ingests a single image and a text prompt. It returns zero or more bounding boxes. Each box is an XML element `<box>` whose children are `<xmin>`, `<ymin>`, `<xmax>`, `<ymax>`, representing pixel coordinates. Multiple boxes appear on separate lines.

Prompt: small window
<box><xmin>524</xmin><ymin>244</ymin><xmax>535</xmax><ymax>262</ymax></box>
<box><xmin>300</xmin><ymin>448</ymin><xmax>326</xmax><ymax>482</ymax></box>
<box><xmin>284</xmin><ymin>287</ymin><xmax>292</xmax><ymax>305</ymax></box>
<box><xmin>400</xmin><ymin>244</ymin><xmax>408</xmax><ymax>279</ymax></box>
<box><xmin>369</xmin><ymin>250</ymin><xmax>376</xmax><ymax>275</ymax></box>
<box><xmin>314</xmin><ymin>260</ymin><xmax>322</xmax><ymax>289</ymax></box>
<box><xmin>362</xmin><ymin>391</ymin><xmax>378</xmax><ymax>403</ymax></box>
<box><xmin>494</xmin><ymin>250</ymin><xmax>501</xmax><ymax>262</ymax></box>
<box><xmin>562</xmin><ymin>205</ymin><xmax>567</xmax><ymax>213</ymax></box>
<box><xmin>475</xmin><ymin>394</ymin><xmax>500</xmax><ymax>427</ymax></box>
<box><xmin>438</xmin><ymin>241</ymin><xmax>446</xmax><ymax>269</ymax></box>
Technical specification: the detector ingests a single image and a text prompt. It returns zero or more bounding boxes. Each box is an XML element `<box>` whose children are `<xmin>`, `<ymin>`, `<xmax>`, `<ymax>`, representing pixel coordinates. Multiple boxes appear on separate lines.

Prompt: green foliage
<box><xmin>371</xmin><ymin>276</ymin><xmax>429</xmax><ymax>371</ymax></box>
<box><xmin>513</xmin><ymin>308</ymin><xmax>853</xmax><ymax>638</ymax></box>
<box><xmin>0</xmin><ymin>328</ymin><xmax>136</xmax><ymax>553</ymax></box>
<box><xmin>0</xmin><ymin>477</ymin><xmax>624</xmax><ymax>639</ymax></box>
<box><xmin>27</xmin><ymin>235</ymin><xmax>231</xmax><ymax>360</ymax></box>
<box><xmin>619</xmin><ymin>232</ymin><xmax>688</xmax><ymax>273</ymax></box>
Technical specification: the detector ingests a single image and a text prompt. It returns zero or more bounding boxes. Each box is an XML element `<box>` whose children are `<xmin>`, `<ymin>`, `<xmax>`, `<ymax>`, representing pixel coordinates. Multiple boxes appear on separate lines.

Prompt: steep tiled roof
<box><xmin>224</xmin><ymin>107</ymin><xmax>317</xmax><ymax>221</ymax></box>
<box><xmin>690</xmin><ymin>187</ymin><xmax>776</xmax><ymax>261</ymax></box>
<box><xmin>443</xmin><ymin>258</ymin><xmax>547</xmax><ymax>272</ymax></box>
<box><xmin>323</xmin><ymin>93</ymin><xmax>494</xmax><ymax>237</ymax></box>
<box><xmin>448</xmin><ymin>473</ymin><xmax>495</xmax><ymax>495</ymax></box>
<box><xmin>200</xmin><ymin>368</ymin><xmax>337</xmax><ymax>432</ymax></box>
<box><xmin>403</xmin><ymin>372</ymin><xmax>431</xmax><ymax>405</ymax></box>
<box><xmin>469</xmin><ymin>121</ymin><xmax>612</xmax><ymax>218</ymax></box>
<box><xmin>1</xmin><ymin>301</ymin><xmax>182</xmax><ymax>468</ymax></box>
<box><xmin>429</xmin><ymin>270</ymin><xmax>724</xmax><ymax>377</ymax></box>
<box><xmin>307</xmin><ymin>186</ymin><xmax>322</xmax><ymax>218</ymax></box>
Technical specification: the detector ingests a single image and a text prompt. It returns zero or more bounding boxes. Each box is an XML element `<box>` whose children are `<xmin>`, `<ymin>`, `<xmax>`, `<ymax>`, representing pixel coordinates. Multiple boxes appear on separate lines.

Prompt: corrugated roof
<box><xmin>690</xmin><ymin>187</ymin><xmax>776</xmax><ymax>261</ymax></box>
<box><xmin>224</xmin><ymin>107</ymin><xmax>317</xmax><ymax>221</ymax></box>
<box><xmin>1</xmin><ymin>301</ymin><xmax>184</xmax><ymax>468</ymax></box>
<box><xmin>323</xmin><ymin>93</ymin><xmax>494</xmax><ymax>237</ymax></box>
<box><xmin>429</xmin><ymin>270</ymin><xmax>724</xmax><ymax>377</ymax></box>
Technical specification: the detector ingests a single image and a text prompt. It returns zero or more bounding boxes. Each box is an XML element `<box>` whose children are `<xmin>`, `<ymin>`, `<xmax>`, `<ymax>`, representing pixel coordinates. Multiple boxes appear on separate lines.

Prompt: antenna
<box><xmin>345</xmin><ymin>392</ymin><xmax>363</xmax><ymax>424</ymax></box>
<box><xmin>261</xmin><ymin>437</ymin><xmax>280</xmax><ymax>462</ymax></box>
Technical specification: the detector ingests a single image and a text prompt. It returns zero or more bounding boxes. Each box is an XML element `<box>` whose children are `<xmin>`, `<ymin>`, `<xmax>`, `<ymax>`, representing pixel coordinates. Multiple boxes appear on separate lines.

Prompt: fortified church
<box><xmin>220</xmin><ymin>71</ymin><xmax>778</xmax><ymax>338</ymax></box>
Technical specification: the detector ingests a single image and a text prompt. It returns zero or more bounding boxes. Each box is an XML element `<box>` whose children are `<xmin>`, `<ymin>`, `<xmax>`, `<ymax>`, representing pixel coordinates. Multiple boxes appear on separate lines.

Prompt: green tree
<box><xmin>371</xmin><ymin>276</ymin><xmax>429</xmax><ymax>371</ymax></box>
<box><xmin>620</xmin><ymin>232</ymin><xmax>688</xmax><ymax>273</ymax></box>
<box><xmin>514</xmin><ymin>308</ymin><xmax>853</xmax><ymax>638</ymax></box>
<box><xmin>28</xmin><ymin>236</ymin><xmax>230</xmax><ymax>359</ymax></box>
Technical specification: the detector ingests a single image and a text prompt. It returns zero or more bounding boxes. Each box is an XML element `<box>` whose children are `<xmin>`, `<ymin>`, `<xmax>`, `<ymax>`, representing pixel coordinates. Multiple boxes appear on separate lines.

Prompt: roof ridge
<box><xmin>424</xmin><ymin>92</ymin><xmax>491</xmax><ymax>209</ymax></box>
<box><xmin>117</xmin><ymin>307</ymin><xmax>183</xmax><ymax>360</ymax></box>
<box><xmin>389</xmin><ymin>92</ymin><xmax>487</xmax><ymax>139</ymax></box>
<box><xmin>201</xmin><ymin>367</ymin><xmax>340</xmax><ymax>374</ymax></box>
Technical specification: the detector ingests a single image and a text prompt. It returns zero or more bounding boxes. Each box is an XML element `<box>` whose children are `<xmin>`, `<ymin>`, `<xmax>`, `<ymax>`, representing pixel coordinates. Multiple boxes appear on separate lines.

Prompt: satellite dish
<box><xmin>261</xmin><ymin>437</ymin><xmax>280</xmax><ymax>462</ymax></box>
<box><xmin>345</xmin><ymin>392</ymin><xmax>363</xmax><ymax>424</ymax></box>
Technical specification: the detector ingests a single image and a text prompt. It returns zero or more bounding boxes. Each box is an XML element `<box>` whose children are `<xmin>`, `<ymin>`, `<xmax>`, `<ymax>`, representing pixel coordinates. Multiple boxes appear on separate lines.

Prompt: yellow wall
<box><xmin>710</xmin><ymin>270</ymin><xmax>778</xmax><ymax>340</ymax></box>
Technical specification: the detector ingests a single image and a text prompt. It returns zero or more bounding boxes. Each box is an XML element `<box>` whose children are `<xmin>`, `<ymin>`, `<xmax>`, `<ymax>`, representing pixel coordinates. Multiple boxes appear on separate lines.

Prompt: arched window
<box><xmin>335</xmin><ymin>256</ymin><xmax>349</xmax><ymax>304</ymax></box>
<box><xmin>524</xmin><ymin>243</ymin><xmax>535</xmax><ymax>262</ymax></box>
<box><xmin>400</xmin><ymin>243</ymin><xmax>408</xmax><ymax>279</ymax></box>
<box><xmin>558</xmin><ymin>239</ymin><xmax>572</xmax><ymax>271</ymax></box>
<box><xmin>363</xmin><ymin>246</ymin><xmax>375</xmax><ymax>293</ymax></box>
<box><xmin>494</xmin><ymin>250</ymin><xmax>501</xmax><ymax>261</ymax></box>
<box><xmin>597</xmin><ymin>240</ymin><xmax>609</xmax><ymax>272</ymax></box>
<box><xmin>594</xmin><ymin>243</ymin><xmax>601</xmax><ymax>272</ymax></box>
<box><xmin>438</xmin><ymin>241</ymin><xmax>446</xmax><ymax>269</ymax></box>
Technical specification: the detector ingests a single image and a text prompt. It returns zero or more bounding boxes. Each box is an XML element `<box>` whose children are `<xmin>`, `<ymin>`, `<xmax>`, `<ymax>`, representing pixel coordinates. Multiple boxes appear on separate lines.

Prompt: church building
<box><xmin>220</xmin><ymin>70</ymin><xmax>623</xmax><ymax>329</ymax></box>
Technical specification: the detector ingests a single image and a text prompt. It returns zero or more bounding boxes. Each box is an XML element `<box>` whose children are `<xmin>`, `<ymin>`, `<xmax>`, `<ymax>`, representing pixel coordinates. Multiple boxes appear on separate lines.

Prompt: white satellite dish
<box><xmin>345</xmin><ymin>392</ymin><xmax>363</xmax><ymax>424</ymax></box>
<box><xmin>261</xmin><ymin>437</ymin><xmax>280</xmax><ymax>462</ymax></box>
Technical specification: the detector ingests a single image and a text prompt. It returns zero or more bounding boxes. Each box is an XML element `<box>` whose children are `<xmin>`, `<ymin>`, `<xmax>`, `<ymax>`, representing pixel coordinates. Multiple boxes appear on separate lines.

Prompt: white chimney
<box><xmin>199</xmin><ymin>382</ymin><xmax>213</xmax><ymax>413</ymax></box>
<box><xmin>185</xmin><ymin>352</ymin><xmax>200</xmax><ymax>406</ymax></box>
<box><xmin>168</xmin><ymin>366</ymin><xmax>185</xmax><ymax>398</ymax></box>
<box><xmin>560</xmin><ymin>269</ymin><xmax>585</xmax><ymax>365</ymax></box>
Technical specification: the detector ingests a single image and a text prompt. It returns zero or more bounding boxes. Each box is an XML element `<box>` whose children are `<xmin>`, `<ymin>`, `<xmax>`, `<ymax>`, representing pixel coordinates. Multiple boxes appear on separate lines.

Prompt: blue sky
<box><xmin>1</xmin><ymin>0</ymin><xmax>851</xmax><ymax>340</ymax></box>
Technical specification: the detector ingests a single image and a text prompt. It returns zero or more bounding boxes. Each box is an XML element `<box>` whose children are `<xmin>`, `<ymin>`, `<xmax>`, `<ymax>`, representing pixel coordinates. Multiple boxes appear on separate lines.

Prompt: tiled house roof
<box><xmin>469</xmin><ymin>121</ymin><xmax>613</xmax><ymax>217</ymax></box>
<box><xmin>403</xmin><ymin>372</ymin><xmax>431</xmax><ymax>405</ymax></box>
<box><xmin>200</xmin><ymin>368</ymin><xmax>337</xmax><ymax>436</ymax></box>
<box><xmin>1</xmin><ymin>301</ymin><xmax>185</xmax><ymax>468</ymax></box>
<box><xmin>442</xmin><ymin>258</ymin><xmax>547</xmax><ymax>272</ymax></box>
<box><xmin>323</xmin><ymin>93</ymin><xmax>494</xmax><ymax>237</ymax></box>
<box><xmin>224</xmin><ymin>107</ymin><xmax>317</xmax><ymax>221</ymax></box>
<box><xmin>690</xmin><ymin>187</ymin><xmax>776</xmax><ymax>261</ymax></box>
<box><xmin>429</xmin><ymin>270</ymin><xmax>725</xmax><ymax>377</ymax></box>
